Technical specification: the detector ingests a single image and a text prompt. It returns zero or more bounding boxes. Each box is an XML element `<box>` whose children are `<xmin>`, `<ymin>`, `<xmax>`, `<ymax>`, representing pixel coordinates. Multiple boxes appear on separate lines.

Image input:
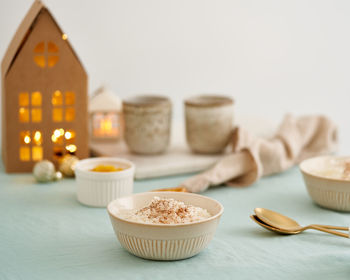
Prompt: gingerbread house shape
<box><xmin>1</xmin><ymin>0</ymin><xmax>89</xmax><ymax>173</ymax></box>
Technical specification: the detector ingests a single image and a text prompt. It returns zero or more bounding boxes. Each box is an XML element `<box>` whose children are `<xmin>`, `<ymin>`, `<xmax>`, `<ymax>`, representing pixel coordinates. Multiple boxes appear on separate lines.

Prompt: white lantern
<box><xmin>89</xmin><ymin>86</ymin><xmax>123</xmax><ymax>141</ymax></box>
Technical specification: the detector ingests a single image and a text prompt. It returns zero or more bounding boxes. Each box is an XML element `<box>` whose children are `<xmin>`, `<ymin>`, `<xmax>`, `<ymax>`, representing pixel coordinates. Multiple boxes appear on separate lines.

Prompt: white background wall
<box><xmin>1</xmin><ymin>0</ymin><xmax>349</xmax><ymax>153</ymax></box>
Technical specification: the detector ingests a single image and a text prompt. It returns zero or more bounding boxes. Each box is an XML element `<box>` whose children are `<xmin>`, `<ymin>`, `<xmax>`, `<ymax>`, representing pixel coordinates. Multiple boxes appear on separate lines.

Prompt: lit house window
<box><xmin>19</xmin><ymin>92</ymin><xmax>29</xmax><ymax>122</ymax></box>
<box><xmin>33</xmin><ymin>41</ymin><xmax>59</xmax><ymax>68</ymax></box>
<box><xmin>31</xmin><ymin>92</ymin><xmax>42</xmax><ymax>122</ymax></box>
<box><xmin>52</xmin><ymin>91</ymin><xmax>75</xmax><ymax>122</ymax></box>
<box><xmin>19</xmin><ymin>91</ymin><xmax>42</xmax><ymax>123</ymax></box>
<box><xmin>19</xmin><ymin>131</ymin><xmax>43</xmax><ymax>162</ymax></box>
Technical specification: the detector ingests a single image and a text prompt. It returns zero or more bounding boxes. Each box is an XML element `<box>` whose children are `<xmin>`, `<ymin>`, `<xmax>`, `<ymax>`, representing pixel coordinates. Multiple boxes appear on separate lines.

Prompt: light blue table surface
<box><xmin>1</xmin><ymin>161</ymin><xmax>350</xmax><ymax>280</ymax></box>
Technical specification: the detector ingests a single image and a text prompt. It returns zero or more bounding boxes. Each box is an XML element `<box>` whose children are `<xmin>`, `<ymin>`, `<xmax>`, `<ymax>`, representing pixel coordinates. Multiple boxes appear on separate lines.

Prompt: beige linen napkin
<box><xmin>181</xmin><ymin>115</ymin><xmax>338</xmax><ymax>193</ymax></box>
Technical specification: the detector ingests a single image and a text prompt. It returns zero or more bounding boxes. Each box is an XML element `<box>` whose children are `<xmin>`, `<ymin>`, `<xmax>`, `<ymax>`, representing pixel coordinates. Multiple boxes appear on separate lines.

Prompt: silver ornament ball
<box><xmin>33</xmin><ymin>160</ymin><xmax>56</xmax><ymax>182</ymax></box>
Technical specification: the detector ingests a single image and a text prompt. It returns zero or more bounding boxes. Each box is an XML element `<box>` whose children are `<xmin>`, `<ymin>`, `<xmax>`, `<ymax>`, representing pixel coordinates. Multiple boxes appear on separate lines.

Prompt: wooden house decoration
<box><xmin>89</xmin><ymin>86</ymin><xmax>122</xmax><ymax>141</ymax></box>
<box><xmin>1</xmin><ymin>0</ymin><xmax>88</xmax><ymax>173</ymax></box>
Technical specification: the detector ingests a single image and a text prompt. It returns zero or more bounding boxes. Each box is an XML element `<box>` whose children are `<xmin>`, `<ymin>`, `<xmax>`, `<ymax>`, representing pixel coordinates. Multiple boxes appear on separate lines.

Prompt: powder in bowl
<box><xmin>311</xmin><ymin>158</ymin><xmax>350</xmax><ymax>180</ymax></box>
<box><xmin>121</xmin><ymin>196</ymin><xmax>211</xmax><ymax>224</ymax></box>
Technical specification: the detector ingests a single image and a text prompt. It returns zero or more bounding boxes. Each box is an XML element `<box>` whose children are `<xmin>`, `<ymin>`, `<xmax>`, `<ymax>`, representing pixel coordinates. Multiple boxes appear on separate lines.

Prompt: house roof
<box><xmin>1</xmin><ymin>0</ymin><xmax>85</xmax><ymax>78</ymax></box>
<box><xmin>89</xmin><ymin>86</ymin><xmax>122</xmax><ymax>113</ymax></box>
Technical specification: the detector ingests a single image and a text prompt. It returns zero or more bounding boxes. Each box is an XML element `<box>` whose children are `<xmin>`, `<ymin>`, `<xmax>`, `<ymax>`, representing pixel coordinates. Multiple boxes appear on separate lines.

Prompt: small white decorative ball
<box><xmin>33</xmin><ymin>160</ymin><xmax>56</xmax><ymax>182</ymax></box>
<box><xmin>59</xmin><ymin>155</ymin><xmax>79</xmax><ymax>177</ymax></box>
<box><xmin>54</xmin><ymin>171</ymin><xmax>63</xmax><ymax>181</ymax></box>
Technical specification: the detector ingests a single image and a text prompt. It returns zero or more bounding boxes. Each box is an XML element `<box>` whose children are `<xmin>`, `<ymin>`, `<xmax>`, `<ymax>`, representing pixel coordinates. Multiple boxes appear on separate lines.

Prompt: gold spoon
<box><xmin>251</xmin><ymin>208</ymin><xmax>349</xmax><ymax>238</ymax></box>
<box><xmin>249</xmin><ymin>215</ymin><xmax>342</xmax><ymax>235</ymax></box>
<box><xmin>250</xmin><ymin>215</ymin><xmax>294</xmax><ymax>235</ymax></box>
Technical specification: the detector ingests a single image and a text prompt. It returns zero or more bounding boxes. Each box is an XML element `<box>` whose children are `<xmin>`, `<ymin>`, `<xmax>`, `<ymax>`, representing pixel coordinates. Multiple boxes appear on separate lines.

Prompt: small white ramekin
<box><xmin>300</xmin><ymin>156</ymin><xmax>350</xmax><ymax>211</ymax></box>
<box><xmin>75</xmin><ymin>157</ymin><xmax>135</xmax><ymax>207</ymax></box>
<box><xmin>107</xmin><ymin>192</ymin><xmax>224</xmax><ymax>260</ymax></box>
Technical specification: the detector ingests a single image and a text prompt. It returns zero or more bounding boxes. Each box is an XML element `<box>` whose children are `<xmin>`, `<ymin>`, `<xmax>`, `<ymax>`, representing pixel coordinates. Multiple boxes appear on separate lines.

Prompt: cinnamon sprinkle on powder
<box><xmin>123</xmin><ymin>197</ymin><xmax>211</xmax><ymax>224</ymax></box>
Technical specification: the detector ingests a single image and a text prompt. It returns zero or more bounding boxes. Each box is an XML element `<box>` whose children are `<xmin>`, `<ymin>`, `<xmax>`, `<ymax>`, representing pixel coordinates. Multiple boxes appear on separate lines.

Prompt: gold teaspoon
<box><xmin>250</xmin><ymin>215</ymin><xmax>293</xmax><ymax>235</ymax></box>
<box><xmin>252</xmin><ymin>208</ymin><xmax>349</xmax><ymax>238</ymax></box>
<box><xmin>249</xmin><ymin>215</ymin><xmax>345</xmax><ymax>235</ymax></box>
<box><xmin>250</xmin><ymin>214</ymin><xmax>348</xmax><ymax>238</ymax></box>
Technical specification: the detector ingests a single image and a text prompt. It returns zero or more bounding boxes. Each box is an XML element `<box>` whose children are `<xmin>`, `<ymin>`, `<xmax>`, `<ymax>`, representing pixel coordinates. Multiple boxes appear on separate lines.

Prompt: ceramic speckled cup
<box><xmin>123</xmin><ymin>95</ymin><xmax>172</xmax><ymax>154</ymax></box>
<box><xmin>185</xmin><ymin>95</ymin><xmax>234</xmax><ymax>154</ymax></box>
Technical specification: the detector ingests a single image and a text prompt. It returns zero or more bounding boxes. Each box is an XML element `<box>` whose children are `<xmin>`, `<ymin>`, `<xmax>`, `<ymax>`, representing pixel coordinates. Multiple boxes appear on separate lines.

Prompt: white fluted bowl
<box><xmin>300</xmin><ymin>156</ymin><xmax>350</xmax><ymax>211</ymax></box>
<box><xmin>75</xmin><ymin>157</ymin><xmax>135</xmax><ymax>207</ymax></box>
<box><xmin>107</xmin><ymin>192</ymin><xmax>224</xmax><ymax>260</ymax></box>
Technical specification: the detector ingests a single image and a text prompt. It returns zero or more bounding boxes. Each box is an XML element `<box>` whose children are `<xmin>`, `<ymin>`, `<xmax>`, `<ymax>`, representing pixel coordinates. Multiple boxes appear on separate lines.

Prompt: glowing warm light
<box><xmin>52</xmin><ymin>91</ymin><xmax>63</xmax><ymax>106</ymax></box>
<box><xmin>19</xmin><ymin>92</ymin><xmax>29</xmax><ymax>106</ymax></box>
<box><xmin>53</xmin><ymin>108</ymin><xmax>63</xmax><ymax>122</ymax></box>
<box><xmin>64</xmin><ymin>130</ymin><xmax>75</xmax><ymax>142</ymax></box>
<box><xmin>32</xmin><ymin>146</ymin><xmax>43</xmax><ymax>161</ymax></box>
<box><xmin>65</xmin><ymin>91</ymin><xmax>75</xmax><ymax>105</ymax></box>
<box><xmin>65</xmin><ymin>131</ymin><xmax>72</xmax><ymax>140</ymax></box>
<box><xmin>92</xmin><ymin>113</ymin><xmax>120</xmax><ymax>138</ymax></box>
<box><xmin>101</xmin><ymin>119</ymin><xmax>112</xmax><ymax>131</ymax></box>
<box><xmin>24</xmin><ymin>135</ymin><xmax>31</xmax><ymax>144</ymax></box>
<box><xmin>34</xmin><ymin>55</ymin><xmax>46</xmax><ymax>68</ymax></box>
<box><xmin>65</xmin><ymin>144</ymin><xmax>77</xmax><ymax>153</ymax></box>
<box><xmin>33</xmin><ymin>131</ymin><xmax>42</xmax><ymax>145</ymax></box>
<box><xmin>47</xmin><ymin>42</ymin><xmax>59</xmax><ymax>67</ymax></box>
<box><xmin>19</xmin><ymin>107</ymin><xmax>29</xmax><ymax>122</ymax></box>
<box><xmin>48</xmin><ymin>41</ymin><xmax>59</xmax><ymax>53</ymax></box>
<box><xmin>34</xmin><ymin>131</ymin><xmax>41</xmax><ymax>141</ymax></box>
<box><xmin>20</xmin><ymin>132</ymin><xmax>32</xmax><ymax>161</ymax></box>
<box><xmin>20</xmin><ymin>131</ymin><xmax>31</xmax><ymax>145</ymax></box>
<box><xmin>31</xmin><ymin>108</ymin><xmax>42</xmax><ymax>122</ymax></box>
<box><xmin>52</xmin><ymin>128</ymin><xmax>76</xmax><ymax>157</ymax></box>
<box><xmin>34</xmin><ymin>42</ymin><xmax>59</xmax><ymax>68</ymax></box>
<box><xmin>52</xmin><ymin>129</ymin><xmax>65</xmax><ymax>144</ymax></box>
<box><xmin>48</xmin><ymin>55</ymin><xmax>59</xmax><ymax>67</ymax></box>
<box><xmin>33</xmin><ymin>42</ymin><xmax>46</xmax><ymax>68</ymax></box>
<box><xmin>65</xmin><ymin>107</ymin><xmax>75</xmax><ymax>122</ymax></box>
<box><xmin>20</xmin><ymin>147</ymin><xmax>30</xmax><ymax>161</ymax></box>
<box><xmin>54</xmin><ymin>129</ymin><xmax>61</xmax><ymax>138</ymax></box>
<box><xmin>62</xmin><ymin>34</ymin><xmax>68</xmax><ymax>40</ymax></box>
<box><xmin>34</xmin><ymin>42</ymin><xmax>45</xmax><ymax>53</ymax></box>
<box><xmin>31</xmin><ymin>91</ymin><xmax>42</xmax><ymax>106</ymax></box>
